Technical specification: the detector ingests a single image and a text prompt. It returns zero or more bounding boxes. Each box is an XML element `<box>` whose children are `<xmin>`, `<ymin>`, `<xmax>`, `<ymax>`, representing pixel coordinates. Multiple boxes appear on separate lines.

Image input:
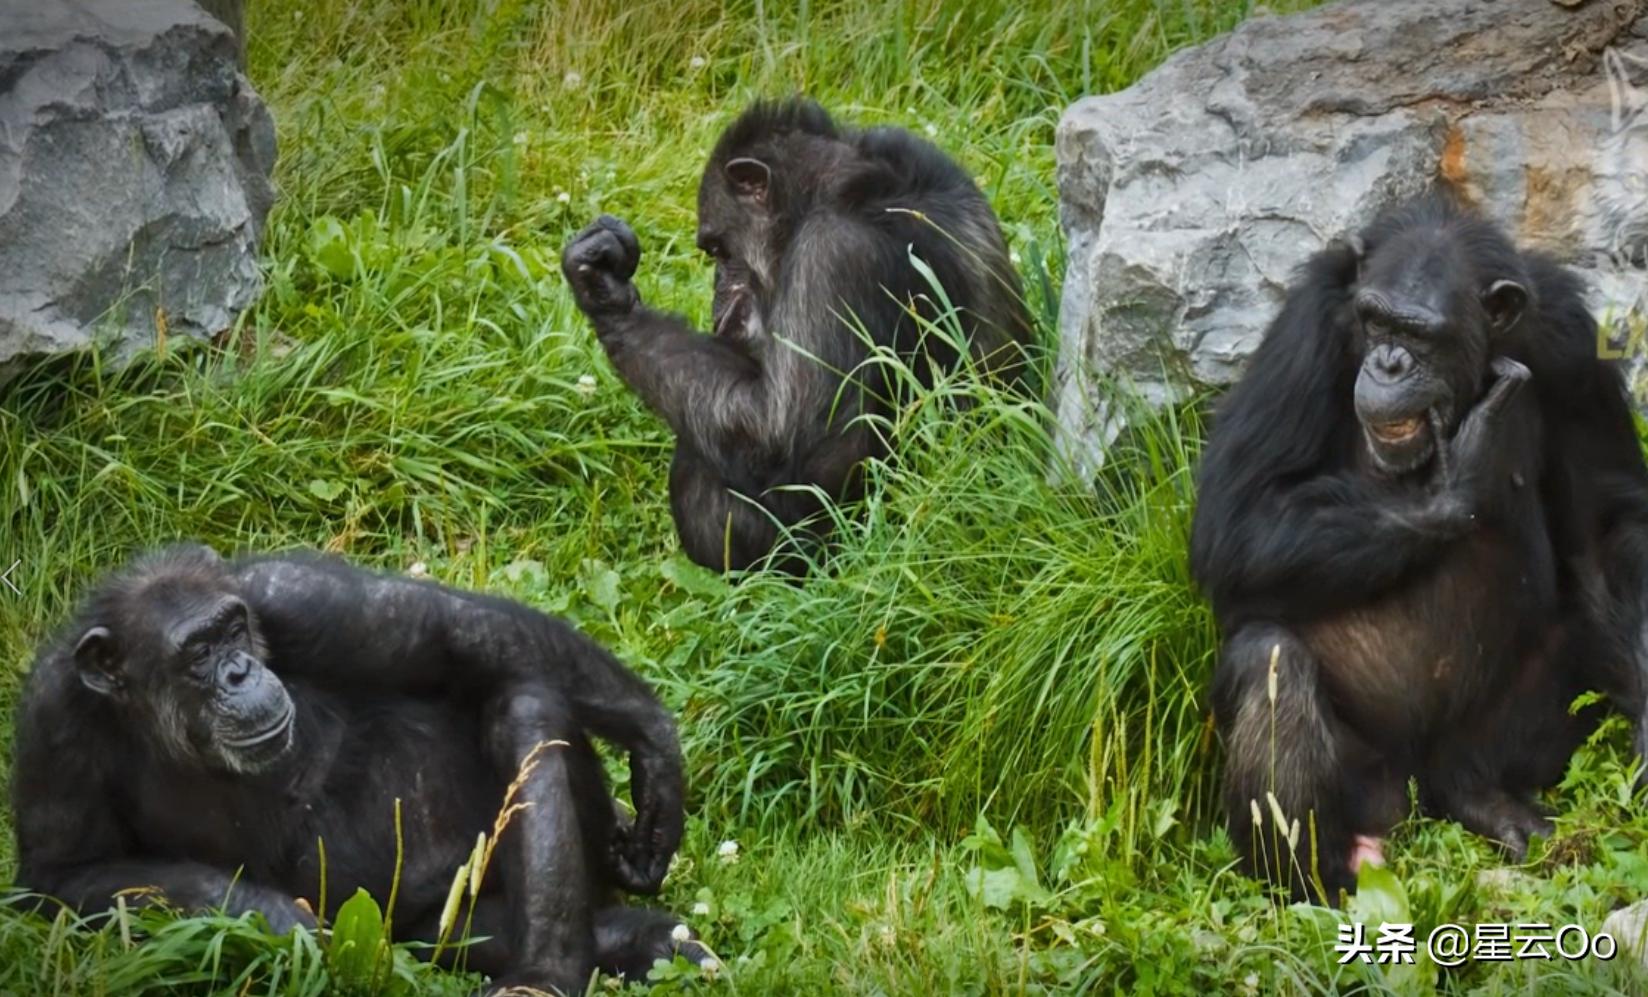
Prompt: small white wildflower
<box><xmin>716</xmin><ymin>839</ymin><xmax>740</xmax><ymax>862</ymax></box>
<box><xmin>512</xmin><ymin>131</ymin><xmax>529</xmax><ymax>146</ymax></box>
<box><xmin>1241</xmin><ymin>972</ymin><xmax>1260</xmax><ymax>996</ymax></box>
<box><xmin>293</xmin><ymin>9</ymin><xmax>304</xmax><ymax>20</ymax></box>
<box><xmin>407</xmin><ymin>561</ymin><xmax>430</xmax><ymax>578</ymax></box>
<box><xmin>689</xmin><ymin>56</ymin><xmax>707</xmax><ymax>69</ymax></box>
<box><xmin>1009</xmin><ymin>250</ymin><xmax>1022</xmax><ymax>265</ymax></box>
<box><xmin>691</xmin><ymin>901</ymin><xmax>711</xmax><ymax>916</ymax></box>
<box><xmin>670</xmin><ymin>923</ymin><xmax>691</xmax><ymax>943</ymax></box>
<box><xmin>576</xmin><ymin>374</ymin><xmax>597</xmax><ymax>397</ymax></box>
<box><xmin>563</xmin><ymin>70</ymin><xmax>583</xmax><ymax>89</ymax></box>
<box><xmin>701</xmin><ymin>959</ymin><xmax>721</xmax><ymax>979</ymax></box>
<box><xmin>923</xmin><ymin>123</ymin><xmax>937</xmax><ymax>137</ymax></box>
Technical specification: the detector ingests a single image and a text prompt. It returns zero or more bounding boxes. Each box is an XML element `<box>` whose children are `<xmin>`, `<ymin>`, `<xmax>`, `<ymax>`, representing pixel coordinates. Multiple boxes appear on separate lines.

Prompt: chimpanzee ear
<box><xmin>1483</xmin><ymin>279</ymin><xmax>1528</xmax><ymax>335</ymax></box>
<box><xmin>724</xmin><ymin>157</ymin><xmax>771</xmax><ymax>201</ymax></box>
<box><xmin>73</xmin><ymin>626</ymin><xmax>124</xmax><ymax>696</ymax></box>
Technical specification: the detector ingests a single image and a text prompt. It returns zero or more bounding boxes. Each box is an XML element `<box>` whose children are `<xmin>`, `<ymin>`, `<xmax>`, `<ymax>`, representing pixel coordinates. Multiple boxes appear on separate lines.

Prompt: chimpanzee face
<box><xmin>74</xmin><ymin>577</ymin><xmax>294</xmax><ymax>775</ymax></box>
<box><xmin>1349</xmin><ymin>230</ymin><xmax>1526</xmax><ymax>477</ymax></box>
<box><xmin>696</xmin><ymin>155</ymin><xmax>775</xmax><ymax>341</ymax></box>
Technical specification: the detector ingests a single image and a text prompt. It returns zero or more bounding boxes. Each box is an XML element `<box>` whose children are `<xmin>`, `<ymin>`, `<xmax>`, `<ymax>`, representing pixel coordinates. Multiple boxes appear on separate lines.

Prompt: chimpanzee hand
<box><xmin>255</xmin><ymin>894</ymin><xmax>319</xmax><ymax>935</ymax></box>
<box><xmin>608</xmin><ymin>751</ymin><xmax>684</xmax><ymax>895</ymax></box>
<box><xmin>1431</xmin><ymin>355</ymin><xmax>1531</xmax><ymax>522</ymax></box>
<box><xmin>562</xmin><ymin>215</ymin><xmax>641</xmax><ymax>317</ymax></box>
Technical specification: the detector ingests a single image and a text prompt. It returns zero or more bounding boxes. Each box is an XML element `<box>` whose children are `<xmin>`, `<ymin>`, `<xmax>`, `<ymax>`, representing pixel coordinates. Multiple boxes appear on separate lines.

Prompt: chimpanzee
<box><xmin>562</xmin><ymin>97</ymin><xmax>1033</xmax><ymax>573</ymax></box>
<box><xmin>1190</xmin><ymin>193</ymin><xmax>1648</xmax><ymax>902</ymax></box>
<box><xmin>10</xmin><ymin>545</ymin><xmax>712</xmax><ymax>993</ymax></box>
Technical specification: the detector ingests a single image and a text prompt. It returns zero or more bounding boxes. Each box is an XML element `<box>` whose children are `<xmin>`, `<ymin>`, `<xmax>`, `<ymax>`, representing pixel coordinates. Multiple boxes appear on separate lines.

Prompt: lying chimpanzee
<box><xmin>10</xmin><ymin>545</ymin><xmax>712</xmax><ymax>993</ymax></box>
<box><xmin>563</xmin><ymin>97</ymin><xmax>1034</xmax><ymax>573</ymax></box>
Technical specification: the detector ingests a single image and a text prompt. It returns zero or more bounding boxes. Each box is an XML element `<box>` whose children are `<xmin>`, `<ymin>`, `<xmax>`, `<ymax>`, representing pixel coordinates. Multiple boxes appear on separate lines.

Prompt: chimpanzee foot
<box><xmin>595</xmin><ymin>906</ymin><xmax>717</xmax><ymax>982</ymax></box>
<box><xmin>1442</xmin><ymin>791</ymin><xmax>1552</xmax><ymax>860</ymax></box>
<box><xmin>1492</xmin><ymin>809</ymin><xmax>1553</xmax><ymax>860</ymax></box>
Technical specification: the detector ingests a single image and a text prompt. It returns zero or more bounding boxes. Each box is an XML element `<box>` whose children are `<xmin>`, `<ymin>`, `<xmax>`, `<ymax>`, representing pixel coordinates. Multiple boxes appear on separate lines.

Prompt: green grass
<box><xmin>3</xmin><ymin>0</ymin><xmax>1648</xmax><ymax>993</ymax></box>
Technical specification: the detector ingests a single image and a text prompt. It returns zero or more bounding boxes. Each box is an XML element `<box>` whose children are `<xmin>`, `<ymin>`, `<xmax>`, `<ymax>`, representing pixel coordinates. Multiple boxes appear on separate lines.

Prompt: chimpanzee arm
<box><xmin>11</xmin><ymin>682</ymin><xmax>311</xmax><ymax>931</ymax></box>
<box><xmin>562</xmin><ymin>214</ymin><xmax>903</xmax><ymax>484</ymax></box>
<box><xmin>234</xmin><ymin>555</ymin><xmax>683</xmax><ymax>892</ymax></box>
<box><xmin>1191</xmin><ymin>472</ymin><xmax>1472</xmax><ymax>621</ymax></box>
<box><xmin>25</xmin><ymin>860</ymin><xmax>314</xmax><ymax>933</ymax></box>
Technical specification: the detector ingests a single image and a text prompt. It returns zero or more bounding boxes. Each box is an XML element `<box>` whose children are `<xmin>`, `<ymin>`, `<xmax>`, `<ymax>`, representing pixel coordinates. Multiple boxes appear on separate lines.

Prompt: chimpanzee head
<box><xmin>1348</xmin><ymin>196</ymin><xmax>1531</xmax><ymax>476</ymax></box>
<box><xmin>695</xmin><ymin>98</ymin><xmax>841</xmax><ymax>340</ymax></box>
<box><xmin>70</xmin><ymin>546</ymin><xmax>294</xmax><ymax>774</ymax></box>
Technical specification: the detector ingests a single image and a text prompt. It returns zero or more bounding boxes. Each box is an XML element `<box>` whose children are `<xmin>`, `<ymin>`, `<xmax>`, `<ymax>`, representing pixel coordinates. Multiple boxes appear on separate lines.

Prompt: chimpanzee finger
<box><xmin>591</xmin><ymin>214</ymin><xmax>640</xmax><ymax>277</ymax></box>
<box><xmin>1477</xmin><ymin>357</ymin><xmax>1530</xmax><ymax>412</ymax></box>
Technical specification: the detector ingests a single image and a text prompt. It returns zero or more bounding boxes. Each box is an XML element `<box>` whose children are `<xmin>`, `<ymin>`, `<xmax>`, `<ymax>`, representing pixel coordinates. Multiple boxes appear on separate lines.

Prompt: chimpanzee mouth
<box><xmin>1368</xmin><ymin>417</ymin><xmax>1426</xmax><ymax>445</ymax></box>
<box><xmin>224</xmin><ymin>702</ymin><xmax>294</xmax><ymax>749</ymax></box>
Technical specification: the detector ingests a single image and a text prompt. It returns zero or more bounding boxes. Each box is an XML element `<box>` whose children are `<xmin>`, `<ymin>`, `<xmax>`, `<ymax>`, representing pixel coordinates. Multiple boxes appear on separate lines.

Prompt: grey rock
<box><xmin>0</xmin><ymin>0</ymin><xmax>275</xmax><ymax>379</ymax></box>
<box><xmin>1603</xmin><ymin>898</ymin><xmax>1648</xmax><ymax>966</ymax></box>
<box><xmin>1053</xmin><ymin>0</ymin><xmax>1648</xmax><ymax>479</ymax></box>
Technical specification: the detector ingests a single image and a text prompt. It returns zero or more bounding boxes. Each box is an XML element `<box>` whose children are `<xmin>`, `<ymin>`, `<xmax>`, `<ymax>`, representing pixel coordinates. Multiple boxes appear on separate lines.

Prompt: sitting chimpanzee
<box><xmin>10</xmin><ymin>545</ymin><xmax>712</xmax><ymax>993</ymax></box>
<box><xmin>1191</xmin><ymin>193</ymin><xmax>1648</xmax><ymax>902</ymax></box>
<box><xmin>562</xmin><ymin>97</ymin><xmax>1034</xmax><ymax>573</ymax></box>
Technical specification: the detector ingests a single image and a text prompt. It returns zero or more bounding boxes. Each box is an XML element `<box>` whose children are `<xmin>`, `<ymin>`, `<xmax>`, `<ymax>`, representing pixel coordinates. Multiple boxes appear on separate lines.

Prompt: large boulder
<box><xmin>0</xmin><ymin>0</ymin><xmax>275</xmax><ymax>379</ymax></box>
<box><xmin>1053</xmin><ymin>0</ymin><xmax>1648</xmax><ymax>479</ymax></box>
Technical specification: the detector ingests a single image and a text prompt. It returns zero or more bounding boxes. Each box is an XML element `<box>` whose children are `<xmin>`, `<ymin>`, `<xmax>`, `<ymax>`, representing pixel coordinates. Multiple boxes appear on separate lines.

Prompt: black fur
<box><xmin>563</xmin><ymin>97</ymin><xmax>1033</xmax><ymax>573</ymax></box>
<box><xmin>1190</xmin><ymin>194</ymin><xmax>1648</xmax><ymax>902</ymax></box>
<box><xmin>10</xmin><ymin>546</ymin><xmax>711</xmax><ymax>994</ymax></box>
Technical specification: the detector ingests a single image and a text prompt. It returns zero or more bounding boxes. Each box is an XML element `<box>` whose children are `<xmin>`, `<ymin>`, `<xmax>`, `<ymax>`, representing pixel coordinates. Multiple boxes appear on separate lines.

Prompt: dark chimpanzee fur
<box><xmin>10</xmin><ymin>546</ymin><xmax>713</xmax><ymax>994</ymax></box>
<box><xmin>1190</xmin><ymin>193</ymin><xmax>1648</xmax><ymax>903</ymax></box>
<box><xmin>562</xmin><ymin>97</ymin><xmax>1033</xmax><ymax>573</ymax></box>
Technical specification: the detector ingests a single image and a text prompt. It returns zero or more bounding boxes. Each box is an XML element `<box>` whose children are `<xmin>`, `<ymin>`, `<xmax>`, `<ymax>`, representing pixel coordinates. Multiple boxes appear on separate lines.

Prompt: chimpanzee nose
<box><xmin>1369</xmin><ymin>344</ymin><xmax>1413</xmax><ymax>381</ymax></box>
<box><xmin>222</xmin><ymin>652</ymin><xmax>253</xmax><ymax>687</ymax></box>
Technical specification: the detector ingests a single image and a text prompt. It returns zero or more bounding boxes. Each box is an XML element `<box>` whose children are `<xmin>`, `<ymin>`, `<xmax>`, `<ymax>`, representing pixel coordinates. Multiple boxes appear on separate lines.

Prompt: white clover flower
<box><xmin>563</xmin><ymin>70</ymin><xmax>583</xmax><ymax>89</ymax></box>
<box><xmin>701</xmin><ymin>958</ymin><xmax>721</xmax><ymax>979</ymax></box>
<box><xmin>692</xmin><ymin>900</ymin><xmax>711</xmax><ymax>916</ymax></box>
<box><xmin>923</xmin><ymin>123</ymin><xmax>937</xmax><ymax>137</ymax></box>
<box><xmin>716</xmin><ymin>839</ymin><xmax>740</xmax><ymax>862</ymax></box>
<box><xmin>557</xmin><ymin>190</ymin><xmax>571</xmax><ymax>205</ymax></box>
<box><xmin>1009</xmin><ymin>251</ymin><xmax>1022</xmax><ymax>266</ymax></box>
<box><xmin>407</xmin><ymin>561</ymin><xmax>430</xmax><ymax>578</ymax></box>
<box><xmin>689</xmin><ymin>56</ymin><xmax>707</xmax><ymax>69</ymax></box>
<box><xmin>512</xmin><ymin>131</ymin><xmax>529</xmax><ymax>146</ymax></box>
<box><xmin>670</xmin><ymin>923</ymin><xmax>691</xmax><ymax>943</ymax></box>
<box><xmin>576</xmin><ymin>374</ymin><xmax>597</xmax><ymax>397</ymax></box>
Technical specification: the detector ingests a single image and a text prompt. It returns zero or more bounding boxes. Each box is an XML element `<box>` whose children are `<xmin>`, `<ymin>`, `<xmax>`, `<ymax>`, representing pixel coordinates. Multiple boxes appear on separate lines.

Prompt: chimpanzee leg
<box><xmin>594</xmin><ymin>906</ymin><xmax>716</xmax><ymax>980</ymax></box>
<box><xmin>480</xmin><ymin>684</ymin><xmax>598</xmax><ymax>995</ymax></box>
<box><xmin>1215</xmin><ymin>624</ymin><xmax>1374</xmax><ymax>903</ymax></box>
<box><xmin>423</xmin><ymin>897</ymin><xmax>713</xmax><ymax>983</ymax></box>
<box><xmin>669</xmin><ymin>446</ymin><xmax>780</xmax><ymax>572</ymax></box>
<box><xmin>1425</xmin><ymin>624</ymin><xmax>1594</xmax><ymax>856</ymax></box>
